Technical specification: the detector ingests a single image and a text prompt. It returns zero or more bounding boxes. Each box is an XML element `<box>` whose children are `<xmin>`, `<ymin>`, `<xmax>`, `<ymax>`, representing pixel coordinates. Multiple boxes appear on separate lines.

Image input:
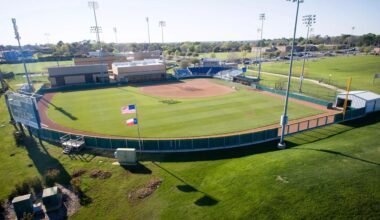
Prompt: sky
<box><xmin>0</xmin><ymin>0</ymin><xmax>379</xmax><ymax>45</ymax></box>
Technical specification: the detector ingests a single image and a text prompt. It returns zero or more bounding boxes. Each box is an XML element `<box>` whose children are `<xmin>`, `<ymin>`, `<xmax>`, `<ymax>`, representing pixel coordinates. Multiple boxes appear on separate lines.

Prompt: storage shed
<box><xmin>12</xmin><ymin>194</ymin><xmax>33</xmax><ymax>219</ymax></box>
<box><xmin>335</xmin><ymin>91</ymin><xmax>380</xmax><ymax>113</ymax></box>
<box><xmin>42</xmin><ymin>186</ymin><xmax>62</xmax><ymax>212</ymax></box>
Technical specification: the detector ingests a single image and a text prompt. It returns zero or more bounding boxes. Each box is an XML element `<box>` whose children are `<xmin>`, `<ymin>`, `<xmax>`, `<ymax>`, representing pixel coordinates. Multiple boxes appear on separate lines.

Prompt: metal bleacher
<box><xmin>60</xmin><ymin>134</ymin><xmax>85</xmax><ymax>154</ymax></box>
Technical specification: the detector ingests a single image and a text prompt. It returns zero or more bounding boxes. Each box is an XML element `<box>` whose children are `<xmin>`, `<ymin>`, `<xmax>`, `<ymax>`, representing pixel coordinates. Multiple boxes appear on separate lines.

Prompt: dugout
<box><xmin>112</xmin><ymin>59</ymin><xmax>166</xmax><ymax>83</ymax></box>
<box><xmin>233</xmin><ymin>75</ymin><xmax>260</xmax><ymax>85</ymax></box>
<box><xmin>335</xmin><ymin>91</ymin><xmax>380</xmax><ymax>113</ymax></box>
<box><xmin>47</xmin><ymin>64</ymin><xmax>108</xmax><ymax>87</ymax></box>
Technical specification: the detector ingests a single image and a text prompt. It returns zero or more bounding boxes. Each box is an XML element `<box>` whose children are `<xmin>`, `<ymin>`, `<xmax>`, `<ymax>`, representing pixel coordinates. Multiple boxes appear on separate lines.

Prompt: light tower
<box><xmin>278</xmin><ymin>0</ymin><xmax>304</xmax><ymax>149</ymax></box>
<box><xmin>298</xmin><ymin>14</ymin><xmax>316</xmax><ymax>93</ymax></box>
<box><xmin>257</xmin><ymin>13</ymin><xmax>265</xmax><ymax>80</ymax></box>
<box><xmin>113</xmin><ymin>27</ymin><xmax>118</xmax><ymax>43</ymax></box>
<box><xmin>88</xmin><ymin>1</ymin><xmax>106</xmax><ymax>80</ymax></box>
<box><xmin>146</xmin><ymin>17</ymin><xmax>151</xmax><ymax>44</ymax></box>
<box><xmin>159</xmin><ymin>20</ymin><xmax>166</xmax><ymax>44</ymax></box>
<box><xmin>11</xmin><ymin>18</ymin><xmax>32</xmax><ymax>90</ymax></box>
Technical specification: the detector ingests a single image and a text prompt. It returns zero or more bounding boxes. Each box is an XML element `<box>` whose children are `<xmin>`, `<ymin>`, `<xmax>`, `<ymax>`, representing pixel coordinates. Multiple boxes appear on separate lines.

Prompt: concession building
<box><xmin>112</xmin><ymin>59</ymin><xmax>166</xmax><ymax>82</ymax></box>
<box><xmin>47</xmin><ymin>64</ymin><xmax>108</xmax><ymax>87</ymax></box>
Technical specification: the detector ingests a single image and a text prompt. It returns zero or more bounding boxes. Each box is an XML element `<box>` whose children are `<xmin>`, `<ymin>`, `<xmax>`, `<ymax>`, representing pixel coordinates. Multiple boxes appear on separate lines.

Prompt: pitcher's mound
<box><xmin>140</xmin><ymin>79</ymin><xmax>235</xmax><ymax>98</ymax></box>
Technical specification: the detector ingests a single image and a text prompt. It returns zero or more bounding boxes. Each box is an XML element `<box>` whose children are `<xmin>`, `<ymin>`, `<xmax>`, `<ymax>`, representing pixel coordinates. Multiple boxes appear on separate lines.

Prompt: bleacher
<box><xmin>174</xmin><ymin>67</ymin><xmax>231</xmax><ymax>79</ymax></box>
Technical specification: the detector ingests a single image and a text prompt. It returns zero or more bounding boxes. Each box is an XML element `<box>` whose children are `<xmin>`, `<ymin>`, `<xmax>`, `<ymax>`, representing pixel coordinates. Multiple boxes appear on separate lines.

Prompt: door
<box><xmin>55</xmin><ymin>76</ymin><xmax>65</xmax><ymax>86</ymax></box>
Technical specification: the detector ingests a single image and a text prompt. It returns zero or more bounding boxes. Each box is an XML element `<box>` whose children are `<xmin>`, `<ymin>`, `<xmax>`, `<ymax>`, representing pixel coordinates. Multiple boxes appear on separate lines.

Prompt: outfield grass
<box><xmin>261</xmin><ymin>56</ymin><xmax>380</xmax><ymax>93</ymax></box>
<box><xmin>46</xmin><ymin>79</ymin><xmax>323</xmax><ymax>138</ymax></box>
<box><xmin>0</xmin><ymin>60</ymin><xmax>73</xmax><ymax>74</ymax></box>
<box><xmin>1</xmin><ymin>89</ymin><xmax>379</xmax><ymax>219</ymax></box>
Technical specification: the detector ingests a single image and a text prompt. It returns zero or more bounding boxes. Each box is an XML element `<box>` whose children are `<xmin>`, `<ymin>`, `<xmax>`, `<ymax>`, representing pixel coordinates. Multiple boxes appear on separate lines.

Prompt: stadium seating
<box><xmin>174</xmin><ymin>67</ymin><xmax>231</xmax><ymax>79</ymax></box>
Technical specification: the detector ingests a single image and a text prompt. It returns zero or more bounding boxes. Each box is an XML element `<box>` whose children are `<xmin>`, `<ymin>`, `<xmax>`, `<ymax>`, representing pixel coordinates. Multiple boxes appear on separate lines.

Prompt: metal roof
<box><xmin>338</xmin><ymin>91</ymin><xmax>380</xmax><ymax>101</ymax></box>
<box><xmin>48</xmin><ymin>64</ymin><xmax>108</xmax><ymax>76</ymax></box>
<box><xmin>12</xmin><ymin>194</ymin><xmax>31</xmax><ymax>203</ymax></box>
<box><xmin>42</xmin><ymin>186</ymin><xmax>59</xmax><ymax>198</ymax></box>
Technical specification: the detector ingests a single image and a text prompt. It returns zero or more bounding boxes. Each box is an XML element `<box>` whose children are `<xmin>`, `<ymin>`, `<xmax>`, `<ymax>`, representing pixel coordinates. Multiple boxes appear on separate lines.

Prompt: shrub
<box><xmin>44</xmin><ymin>168</ymin><xmax>61</xmax><ymax>186</ymax></box>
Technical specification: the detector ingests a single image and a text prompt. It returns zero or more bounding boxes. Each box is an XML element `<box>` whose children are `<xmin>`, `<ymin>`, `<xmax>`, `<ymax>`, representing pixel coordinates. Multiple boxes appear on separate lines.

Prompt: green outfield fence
<box><xmin>28</xmin><ymin>107</ymin><xmax>366</xmax><ymax>153</ymax></box>
<box><xmin>30</xmin><ymin>127</ymin><xmax>280</xmax><ymax>152</ymax></box>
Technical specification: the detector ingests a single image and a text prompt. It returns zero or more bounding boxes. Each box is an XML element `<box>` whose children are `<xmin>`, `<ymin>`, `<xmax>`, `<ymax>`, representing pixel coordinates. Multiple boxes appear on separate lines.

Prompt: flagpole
<box><xmin>135</xmin><ymin>105</ymin><xmax>142</xmax><ymax>152</ymax></box>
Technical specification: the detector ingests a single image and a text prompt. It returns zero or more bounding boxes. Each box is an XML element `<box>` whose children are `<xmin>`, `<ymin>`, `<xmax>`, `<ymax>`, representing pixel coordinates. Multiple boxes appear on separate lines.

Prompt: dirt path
<box><xmin>260</xmin><ymin>71</ymin><xmax>345</xmax><ymax>93</ymax></box>
<box><xmin>37</xmin><ymin>86</ymin><xmax>340</xmax><ymax>140</ymax></box>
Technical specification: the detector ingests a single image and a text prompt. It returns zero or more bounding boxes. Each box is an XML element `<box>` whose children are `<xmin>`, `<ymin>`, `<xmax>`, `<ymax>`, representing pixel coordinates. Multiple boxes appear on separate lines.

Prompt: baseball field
<box><xmin>41</xmin><ymin>78</ymin><xmax>327</xmax><ymax>138</ymax></box>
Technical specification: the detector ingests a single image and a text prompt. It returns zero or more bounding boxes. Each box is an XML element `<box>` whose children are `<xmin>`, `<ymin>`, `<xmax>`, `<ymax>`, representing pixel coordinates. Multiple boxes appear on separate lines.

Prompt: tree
<box><xmin>180</xmin><ymin>59</ymin><xmax>191</xmax><ymax>68</ymax></box>
<box><xmin>190</xmin><ymin>58</ymin><xmax>200</xmax><ymax>67</ymax></box>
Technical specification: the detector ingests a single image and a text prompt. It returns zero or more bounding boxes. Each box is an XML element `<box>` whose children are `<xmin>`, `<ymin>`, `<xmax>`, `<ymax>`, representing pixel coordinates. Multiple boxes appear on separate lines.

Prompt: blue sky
<box><xmin>0</xmin><ymin>0</ymin><xmax>379</xmax><ymax>45</ymax></box>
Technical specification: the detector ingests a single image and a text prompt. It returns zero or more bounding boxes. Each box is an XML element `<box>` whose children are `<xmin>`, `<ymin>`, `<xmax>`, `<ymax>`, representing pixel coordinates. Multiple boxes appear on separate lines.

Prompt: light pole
<box><xmin>113</xmin><ymin>27</ymin><xmax>118</xmax><ymax>43</ymax></box>
<box><xmin>257</xmin><ymin>13</ymin><xmax>265</xmax><ymax>80</ymax></box>
<box><xmin>159</xmin><ymin>21</ymin><xmax>166</xmax><ymax>44</ymax></box>
<box><xmin>11</xmin><ymin>18</ymin><xmax>32</xmax><ymax>90</ymax></box>
<box><xmin>278</xmin><ymin>0</ymin><xmax>304</xmax><ymax>149</ymax></box>
<box><xmin>88</xmin><ymin>1</ymin><xmax>107</xmax><ymax>80</ymax></box>
<box><xmin>299</xmin><ymin>14</ymin><xmax>316</xmax><ymax>93</ymax></box>
<box><xmin>146</xmin><ymin>17</ymin><xmax>151</xmax><ymax>45</ymax></box>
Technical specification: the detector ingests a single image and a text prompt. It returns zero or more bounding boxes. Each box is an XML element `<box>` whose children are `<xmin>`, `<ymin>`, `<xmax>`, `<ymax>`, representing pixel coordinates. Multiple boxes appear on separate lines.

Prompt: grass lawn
<box><xmin>46</xmin><ymin>79</ymin><xmax>323</xmax><ymax>138</ymax></box>
<box><xmin>0</xmin><ymin>60</ymin><xmax>73</xmax><ymax>74</ymax></box>
<box><xmin>261</xmin><ymin>56</ymin><xmax>380</xmax><ymax>93</ymax></box>
<box><xmin>1</xmin><ymin>88</ymin><xmax>379</xmax><ymax>219</ymax></box>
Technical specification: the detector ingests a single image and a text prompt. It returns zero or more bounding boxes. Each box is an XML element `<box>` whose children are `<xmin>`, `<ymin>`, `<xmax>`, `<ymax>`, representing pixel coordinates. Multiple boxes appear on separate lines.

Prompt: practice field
<box><xmin>41</xmin><ymin>79</ymin><xmax>326</xmax><ymax>138</ymax></box>
<box><xmin>0</xmin><ymin>60</ymin><xmax>73</xmax><ymax>73</ymax></box>
<box><xmin>261</xmin><ymin>56</ymin><xmax>380</xmax><ymax>93</ymax></box>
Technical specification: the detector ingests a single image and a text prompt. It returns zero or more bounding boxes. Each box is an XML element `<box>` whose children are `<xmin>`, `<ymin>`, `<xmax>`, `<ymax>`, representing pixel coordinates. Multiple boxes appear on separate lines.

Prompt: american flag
<box><xmin>121</xmin><ymin>105</ymin><xmax>136</xmax><ymax>114</ymax></box>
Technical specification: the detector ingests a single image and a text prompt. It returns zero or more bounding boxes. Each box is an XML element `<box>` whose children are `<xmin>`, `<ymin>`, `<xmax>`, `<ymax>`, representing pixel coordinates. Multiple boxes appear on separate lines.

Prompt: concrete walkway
<box><xmin>258</xmin><ymin>71</ymin><xmax>346</xmax><ymax>93</ymax></box>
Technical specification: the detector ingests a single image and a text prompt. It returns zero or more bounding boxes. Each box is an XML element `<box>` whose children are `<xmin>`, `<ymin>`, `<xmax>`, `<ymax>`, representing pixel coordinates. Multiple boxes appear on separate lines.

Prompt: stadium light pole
<box><xmin>278</xmin><ymin>0</ymin><xmax>303</xmax><ymax>149</ymax></box>
<box><xmin>159</xmin><ymin>21</ymin><xmax>166</xmax><ymax>44</ymax></box>
<box><xmin>88</xmin><ymin>1</ymin><xmax>107</xmax><ymax>80</ymax></box>
<box><xmin>257</xmin><ymin>13</ymin><xmax>265</xmax><ymax>80</ymax></box>
<box><xmin>146</xmin><ymin>17</ymin><xmax>151</xmax><ymax>45</ymax></box>
<box><xmin>113</xmin><ymin>27</ymin><xmax>118</xmax><ymax>43</ymax></box>
<box><xmin>11</xmin><ymin>18</ymin><xmax>32</xmax><ymax>90</ymax></box>
<box><xmin>299</xmin><ymin>14</ymin><xmax>316</xmax><ymax>93</ymax></box>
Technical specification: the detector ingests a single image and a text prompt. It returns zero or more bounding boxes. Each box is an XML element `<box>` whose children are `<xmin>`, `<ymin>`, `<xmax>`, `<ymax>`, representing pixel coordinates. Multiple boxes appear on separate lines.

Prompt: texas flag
<box><xmin>126</xmin><ymin>118</ymin><xmax>138</xmax><ymax>126</ymax></box>
<box><xmin>121</xmin><ymin>105</ymin><xmax>136</xmax><ymax>114</ymax></box>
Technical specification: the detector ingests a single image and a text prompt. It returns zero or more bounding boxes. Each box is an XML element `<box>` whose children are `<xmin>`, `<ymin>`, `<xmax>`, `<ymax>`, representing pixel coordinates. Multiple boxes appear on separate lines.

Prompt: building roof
<box><xmin>113</xmin><ymin>59</ymin><xmax>162</xmax><ymax>68</ymax></box>
<box><xmin>42</xmin><ymin>186</ymin><xmax>59</xmax><ymax>198</ymax></box>
<box><xmin>48</xmin><ymin>64</ymin><xmax>108</xmax><ymax>76</ymax></box>
<box><xmin>12</xmin><ymin>194</ymin><xmax>31</xmax><ymax>203</ymax></box>
<box><xmin>338</xmin><ymin>91</ymin><xmax>380</xmax><ymax>101</ymax></box>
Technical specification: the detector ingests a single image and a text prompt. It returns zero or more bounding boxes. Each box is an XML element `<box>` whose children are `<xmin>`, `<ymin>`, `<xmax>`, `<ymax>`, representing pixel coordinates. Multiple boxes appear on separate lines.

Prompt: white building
<box><xmin>112</xmin><ymin>59</ymin><xmax>166</xmax><ymax>82</ymax></box>
<box><xmin>335</xmin><ymin>91</ymin><xmax>380</xmax><ymax>113</ymax></box>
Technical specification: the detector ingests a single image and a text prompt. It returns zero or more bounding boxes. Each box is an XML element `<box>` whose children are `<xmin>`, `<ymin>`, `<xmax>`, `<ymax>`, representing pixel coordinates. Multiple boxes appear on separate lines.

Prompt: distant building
<box><xmin>74</xmin><ymin>56</ymin><xmax>126</xmax><ymax>69</ymax></box>
<box><xmin>201</xmin><ymin>58</ymin><xmax>221</xmax><ymax>67</ymax></box>
<box><xmin>47</xmin><ymin>64</ymin><xmax>108</xmax><ymax>87</ymax></box>
<box><xmin>112</xmin><ymin>59</ymin><xmax>166</xmax><ymax>82</ymax></box>
<box><xmin>373</xmin><ymin>47</ymin><xmax>380</xmax><ymax>54</ymax></box>
<box><xmin>123</xmin><ymin>50</ymin><xmax>161</xmax><ymax>61</ymax></box>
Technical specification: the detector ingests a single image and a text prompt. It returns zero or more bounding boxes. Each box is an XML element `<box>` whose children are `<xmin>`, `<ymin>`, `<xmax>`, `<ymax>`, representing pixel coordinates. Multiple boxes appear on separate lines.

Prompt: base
<box><xmin>277</xmin><ymin>142</ymin><xmax>286</xmax><ymax>149</ymax></box>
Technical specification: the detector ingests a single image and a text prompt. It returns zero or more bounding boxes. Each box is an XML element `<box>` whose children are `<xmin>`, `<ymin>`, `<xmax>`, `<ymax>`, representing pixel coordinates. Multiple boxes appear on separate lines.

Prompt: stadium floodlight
<box><xmin>113</xmin><ymin>27</ymin><xmax>118</xmax><ymax>43</ymax></box>
<box><xmin>299</xmin><ymin>14</ymin><xmax>316</xmax><ymax>93</ymax></box>
<box><xmin>146</xmin><ymin>17</ymin><xmax>151</xmax><ymax>44</ymax></box>
<box><xmin>11</xmin><ymin>18</ymin><xmax>32</xmax><ymax>90</ymax></box>
<box><xmin>278</xmin><ymin>0</ymin><xmax>304</xmax><ymax>149</ymax></box>
<box><xmin>88</xmin><ymin>1</ymin><xmax>104</xmax><ymax>65</ymax></box>
<box><xmin>257</xmin><ymin>13</ymin><xmax>265</xmax><ymax>80</ymax></box>
<box><xmin>159</xmin><ymin>20</ymin><xmax>166</xmax><ymax>43</ymax></box>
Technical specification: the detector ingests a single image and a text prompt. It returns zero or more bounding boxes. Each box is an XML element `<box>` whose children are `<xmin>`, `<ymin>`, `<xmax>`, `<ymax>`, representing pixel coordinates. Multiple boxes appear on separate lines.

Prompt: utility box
<box><xmin>12</xmin><ymin>194</ymin><xmax>33</xmax><ymax>219</ymax></box>
<box><xmin>42</xmin><ymin>186</ymin><xmax>62</xmax><ymax>212</ymax></box>
<box><xmin>114</xmin><ymin>148</ymin><xmax>137</xmax><ymax>165</ymax></box>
